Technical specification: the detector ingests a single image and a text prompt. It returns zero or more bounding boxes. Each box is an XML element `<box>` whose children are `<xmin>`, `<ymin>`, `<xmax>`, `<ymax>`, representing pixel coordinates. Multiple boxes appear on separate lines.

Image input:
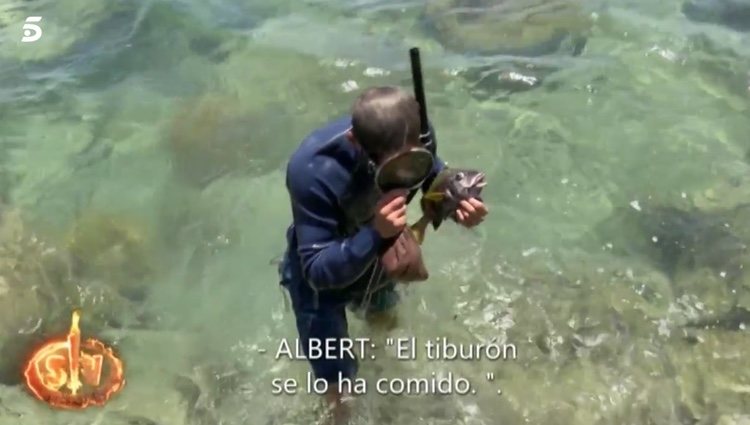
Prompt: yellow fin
<box><xmin>422</xmin><ymin>192</ymin><xmax>444</xmax><ymax>202</ymax></box>
<box><xmin>410</xmin><ymin>215</ymin><xmax>431</xmax><ymax>245</ymax></box>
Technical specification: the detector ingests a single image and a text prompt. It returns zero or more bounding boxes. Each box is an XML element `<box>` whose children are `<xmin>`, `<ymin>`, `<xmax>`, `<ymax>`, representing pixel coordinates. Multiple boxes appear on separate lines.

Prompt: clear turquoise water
<box><xmin>1</xmin><ymin>0</ymin><xmax>750</xmax><ymax>424</ymax></box>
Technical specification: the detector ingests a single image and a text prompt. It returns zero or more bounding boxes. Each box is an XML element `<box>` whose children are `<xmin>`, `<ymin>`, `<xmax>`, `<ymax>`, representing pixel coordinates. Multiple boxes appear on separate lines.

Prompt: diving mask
<box><xmin>372</xmin><ymin>146</ymin><xmax>434</xmax><ymax>192</ymax></box>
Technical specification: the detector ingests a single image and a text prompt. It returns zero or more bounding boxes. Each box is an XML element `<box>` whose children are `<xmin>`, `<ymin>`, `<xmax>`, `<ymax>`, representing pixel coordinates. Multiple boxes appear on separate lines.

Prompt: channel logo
<box><xmin>21</xmin><ymin>16</ymin><xmax>42</xmax><ymax>43</ymax></box>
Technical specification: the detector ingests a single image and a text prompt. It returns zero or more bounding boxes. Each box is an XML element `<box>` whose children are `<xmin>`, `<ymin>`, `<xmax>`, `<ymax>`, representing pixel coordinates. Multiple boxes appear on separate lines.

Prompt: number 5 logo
<box><xmin>21</xmin><ymin>16</ymin><xmax>42</xmax><ymax>43</ymax></box>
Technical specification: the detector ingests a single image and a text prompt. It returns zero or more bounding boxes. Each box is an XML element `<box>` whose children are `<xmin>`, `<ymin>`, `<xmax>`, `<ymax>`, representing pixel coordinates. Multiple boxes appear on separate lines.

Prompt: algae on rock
<box><xmin>66</xmin><ymin>211</ymin><xmax>158</xmax><ymax>303</ymax></box>
<box><xmin>165</xmin><ymin>44</ymin><xmax>409</xmax><ymax>188</ymax></box>
<box><xmin>422</xmin><ymin>0</ymin><xmax>592</xmax><ymax>57</ymax></box>
<box><xmin>0</xmin><ymin>208</ymin><xmax>78</xmax><ymax>384</ymax></box>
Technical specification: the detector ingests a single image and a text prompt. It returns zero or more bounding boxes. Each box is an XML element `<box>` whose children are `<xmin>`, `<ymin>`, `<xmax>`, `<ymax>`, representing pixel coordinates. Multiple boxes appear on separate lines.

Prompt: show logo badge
<box><xmin>21</xmin><ymin>16</ymin><xmax>42</xmax><ymax>43</ymax></box>
<box><xmin>22</xmin><ymin>309</ymin><xmax>125</xmax><ymax>409</ymax></box>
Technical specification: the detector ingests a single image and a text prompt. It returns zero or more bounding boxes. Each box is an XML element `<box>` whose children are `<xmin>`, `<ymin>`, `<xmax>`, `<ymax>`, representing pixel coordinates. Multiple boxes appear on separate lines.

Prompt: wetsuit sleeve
<box><xmin>287</xmin><ymin>158</ymin><xmax>385</xmax><ymax>291</ymax></box>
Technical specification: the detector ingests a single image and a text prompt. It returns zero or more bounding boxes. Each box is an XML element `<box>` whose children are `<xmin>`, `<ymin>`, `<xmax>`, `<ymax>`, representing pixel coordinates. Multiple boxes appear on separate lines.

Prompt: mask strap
<box><xmin>419</xmin><ymin>130</ymin><xmax>432</xmax><ymax>148</ymax></box>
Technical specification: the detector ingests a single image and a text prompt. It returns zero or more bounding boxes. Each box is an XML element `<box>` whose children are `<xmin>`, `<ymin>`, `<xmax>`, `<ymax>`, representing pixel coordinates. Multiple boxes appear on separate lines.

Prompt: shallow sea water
<box><xmin>1</xmin><ymin>0</ymin><xmax>750</xmax><ymax>424</ymax></box>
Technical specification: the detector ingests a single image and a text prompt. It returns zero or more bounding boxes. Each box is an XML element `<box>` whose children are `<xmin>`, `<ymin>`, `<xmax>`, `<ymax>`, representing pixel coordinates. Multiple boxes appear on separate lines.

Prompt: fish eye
<box><xmin>454</xmin><ymin>172</ymin><xmax>464</xmax><ymax>181</ymax></box>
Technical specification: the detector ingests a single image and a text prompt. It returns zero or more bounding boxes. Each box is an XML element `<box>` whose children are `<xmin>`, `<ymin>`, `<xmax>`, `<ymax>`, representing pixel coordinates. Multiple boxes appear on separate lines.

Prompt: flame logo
<box><xmin>22</xmin><ymin>310</ymin><xmax>125</xmax><ymax>409</ymax></box>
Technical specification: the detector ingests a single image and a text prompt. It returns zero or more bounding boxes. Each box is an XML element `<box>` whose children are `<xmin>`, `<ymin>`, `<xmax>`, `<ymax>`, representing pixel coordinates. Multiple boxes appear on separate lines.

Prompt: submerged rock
<box><xmin>679</xmin><ymin>33</ymin><xmax>750</xmax><ymax>111</ymax></box>
<box><xmin>0</xmin><ymin>207</ymin><xmax>162</xmax><ymax>386</ymax></box>
<box><xmin>585</xmin><ymin>203</ymin><xmax>749</xmax><ymax>281</ymax></box>
<box><xmin>0</xmin><ymin>208</ymin><xmax>80</xmax><ymax>384</ymax></box>
<box><xmin>683</xmin><ymin>0</ymin><xmax>750</xmax><ymax>31</ymax></box>
<box><xmin>683</xmin><ymin>305</ymin><xmax>750</xmax><ymax>330</ymax></box>
<box><xmin>64</xmin><ymin>1</ymin><xmax>241</xmax><ymax>91</ymax></box>
<box><xmin>423</xmin><ymin>215</ymin><xmax>750</xmax><ymax>423</ymax></box>
<box><xmin>468</xmin><ymin>256</ymin><xmax>748</xmax><ymax>423</ymax></box>
<box><xmin>718</xmin><ymin>415</ymin><xmax>750</xmax><ymax>425</ymax></box>
<box><xmin>0</xmin><ymin>218</ymin><xmax>132</xmax><ymax>386</ymax></box>
<box><xmin>98</xmin><ymin>328</ymin><xmax>260</xmax><ymax>425</ymax></box>
<box><xmin>457</xmin><ymin>65</ymin><xmax>549</xmax><ymax>101</ymax></box>
<box><xmin>165</xmin><ymin>93</ymin><xmax>290</xmax><ymax>187</ymax></box>
<box><xmin>582</xmin><ymin>201</ymin><xmax>750</xmax><ymax>332</ymax></box>
<box><xmin>0</xmin><ymin>0</ymin><xmax>273</xmax><ymax>115</ymax></box>
<box><xmin>173</xmin><ymin>362</ymin><xmax>252</xmax><ymax>425</ymax></box>
<box><xmin>420</xmin><ymin>0</ymin><xmax>592</xmax><ymax>99</ymax></box>
<box><xmin>0</xmin><ymin>0</ymin><xmax>115</xmax><ymax>63</ymax></box>
<box><xmin>421</xmin><ymin>0</ymin><xmax>592</xmax><ymax>57</ymax></box>
<box><xmin>66</xmin><ymin>211</ymin><xmax>157</xmax><ymax>303</ymax></box>
<box><xmin>667</xmin><ymin>330</ymin><xmax>750</xmax><ymax>420</ymax></box>
<box><xmin>165</xmin><ymin>43</ymin><xmax>407</xmax><ymax>188</ymax></box>
<box><xmin>691</xmin><ymin>174</ymin><xmax>750</xmax><ymax>213</ymax></box>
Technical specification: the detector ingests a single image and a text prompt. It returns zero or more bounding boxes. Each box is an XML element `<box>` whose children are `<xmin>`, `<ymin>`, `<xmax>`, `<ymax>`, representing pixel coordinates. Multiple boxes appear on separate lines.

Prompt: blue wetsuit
<box><xmin>279</xmin><ymin>115</ymin><xmax>445</xmax><ymax>383</ymax></box>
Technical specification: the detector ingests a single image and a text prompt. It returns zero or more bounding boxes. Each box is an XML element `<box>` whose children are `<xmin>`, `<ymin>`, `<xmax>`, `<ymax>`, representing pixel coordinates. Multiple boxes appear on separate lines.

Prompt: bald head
<box><xmin>350</xmin><ymin>86</ymin><xmax>422</xmax><ymax>161</ymax></box>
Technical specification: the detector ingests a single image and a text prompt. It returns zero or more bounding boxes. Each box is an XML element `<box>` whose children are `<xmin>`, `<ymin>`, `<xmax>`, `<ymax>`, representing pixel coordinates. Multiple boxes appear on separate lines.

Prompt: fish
<box><xmin>409</xmin><ymin>168</ymin><xmax>487</xmax><ymax>244</ymax></box>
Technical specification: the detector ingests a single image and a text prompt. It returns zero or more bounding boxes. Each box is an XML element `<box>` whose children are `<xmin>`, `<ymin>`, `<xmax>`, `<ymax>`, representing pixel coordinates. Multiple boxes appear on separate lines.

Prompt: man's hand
<box><xmin>373</xmin><ymin>189</ymin><xmax>408</xmax><ymax>238</ymax></box>
<box><xmin>455</xmin><ymin>198</ymin><xmax>487</xmax><ymax>228</ymax></box>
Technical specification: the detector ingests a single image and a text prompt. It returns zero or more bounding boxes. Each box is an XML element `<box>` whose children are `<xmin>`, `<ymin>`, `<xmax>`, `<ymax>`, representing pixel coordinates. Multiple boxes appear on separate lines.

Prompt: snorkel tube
<box><xmin>409</xmin><ymin>47</ymin><xmax>433</xmax><ymax>151</ymax></box>
<box><xmin>405</xmin><ymin>47</ymin><xmax>436</xmax><ymax>205</ymax></box>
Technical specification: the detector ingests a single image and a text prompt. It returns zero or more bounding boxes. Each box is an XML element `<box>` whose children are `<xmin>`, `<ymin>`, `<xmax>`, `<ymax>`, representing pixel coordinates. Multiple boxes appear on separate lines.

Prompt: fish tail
<box><xmin>410</xmin><ymin>215</ymin><xmax>432</xmax><ymax>245</ymax></box>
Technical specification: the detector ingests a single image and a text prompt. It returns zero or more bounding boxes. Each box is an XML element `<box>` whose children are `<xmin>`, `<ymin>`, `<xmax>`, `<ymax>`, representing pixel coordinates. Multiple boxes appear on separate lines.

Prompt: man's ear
<box><xmin>346</xmin><ymin>130</ymin><xmax>357</xmax><ymax>145</ymax></box>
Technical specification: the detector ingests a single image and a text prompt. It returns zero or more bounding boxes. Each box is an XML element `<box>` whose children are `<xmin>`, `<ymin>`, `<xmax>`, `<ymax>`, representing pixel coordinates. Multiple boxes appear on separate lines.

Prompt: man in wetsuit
<box><xmin>278</xmin><ymin>86</ymin><xmax>487</xmax><ymax>423</ymax></box>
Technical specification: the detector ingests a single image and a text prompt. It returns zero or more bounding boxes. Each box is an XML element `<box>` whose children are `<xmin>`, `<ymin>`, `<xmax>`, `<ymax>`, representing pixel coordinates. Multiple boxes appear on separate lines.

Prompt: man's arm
<box><xmin>287</xmin><ymin>158</ymin><xmax>385</xmax><ymax>291</ymax></box>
